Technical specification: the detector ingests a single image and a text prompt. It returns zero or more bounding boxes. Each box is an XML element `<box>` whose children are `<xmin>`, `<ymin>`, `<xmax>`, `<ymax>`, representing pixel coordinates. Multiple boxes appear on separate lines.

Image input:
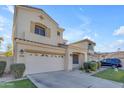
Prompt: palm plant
<box><xmin>0</xmin><ymin>37</ymin><xmax>3</xmax><ymax>49</ymax></box>
<box><xmin>0</xmin><ymin>37</ymin><xmax>3</xmax><ymax>42</ymax></box>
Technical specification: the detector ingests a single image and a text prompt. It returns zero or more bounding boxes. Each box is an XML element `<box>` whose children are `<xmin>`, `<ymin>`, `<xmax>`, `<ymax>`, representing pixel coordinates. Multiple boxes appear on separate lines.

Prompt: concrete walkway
<box><xmin>27</xmin><ymin>70</ymin><xmax>124</xmax><ymax>88</ymax></box>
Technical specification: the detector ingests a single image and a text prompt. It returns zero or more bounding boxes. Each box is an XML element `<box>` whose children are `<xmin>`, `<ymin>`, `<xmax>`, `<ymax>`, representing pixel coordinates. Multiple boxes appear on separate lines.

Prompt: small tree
<box><xmin>4</xmin><ymin>43</ymin><xmax>13</xmax><ymax>57</ymax></box>
<box><xmin>0</xmin><ymin>61</ymin><xmax>6</xmax><ymax>77</ymax></box>
<box><xmin>11</xmin><ymin>63</ymin><xmax>25</xmax><ymax>78</ymax></box>
<box><xmin>0</xmin><ymin>37</ymin><xmax>4</xmax><ymax>50</ymax></box>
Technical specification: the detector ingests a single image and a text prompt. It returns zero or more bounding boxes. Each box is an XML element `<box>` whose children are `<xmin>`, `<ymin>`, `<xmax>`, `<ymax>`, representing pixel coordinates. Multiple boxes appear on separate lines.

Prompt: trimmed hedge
<box><xmin>10</xmin><ymin>63</ymin><xmax>25</xmax><ymax>79</ymax></box>
<box><xmin>0</xmin><ymin>61</ymin><xmax>6</xmax><ymax>77</ymax></box>
<box><xmin>97</xmin><ymin>61</ymin><xmax>101</xmax><ymax>69</ymax></box>
<box><xmin>83</xmin><ymin>62</ymin><xmax>91</xmax><ymax>72</ymax></box>
<box><xmin>89</xmin><ymin>62</ymin><xmax>98</xmax><ymax>71</ymax></box>
<box><xmin>83</xmin><ymin>61</ymin><xmax>100</xmax><ymax>72</ymax></box>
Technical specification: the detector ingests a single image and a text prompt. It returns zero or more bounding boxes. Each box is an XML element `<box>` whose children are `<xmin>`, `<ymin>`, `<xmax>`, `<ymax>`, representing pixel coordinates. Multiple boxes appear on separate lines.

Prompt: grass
<box><xmin>93</xmin><ymin>68</ymin><xmax>124</xmax><ymax>83</ymax></box>
<box><xmin>0</xmin><ymin>79</ymin><xmax>36</xmax><ymax>88</ymax></box>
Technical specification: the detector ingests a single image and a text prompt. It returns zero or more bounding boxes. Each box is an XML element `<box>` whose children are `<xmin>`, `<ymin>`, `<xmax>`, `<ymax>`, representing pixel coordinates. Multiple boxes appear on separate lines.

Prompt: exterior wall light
<box><xmin>20</xmin><ymin>49</ymin><xmax>24</xmax><ymax>54</ymax></box>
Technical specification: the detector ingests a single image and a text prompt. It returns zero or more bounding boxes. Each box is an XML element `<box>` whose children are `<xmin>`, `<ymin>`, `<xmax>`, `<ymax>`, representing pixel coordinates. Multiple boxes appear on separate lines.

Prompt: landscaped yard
<box><xmin>94</xmin><ymin>68</ymin><xmax>124</xmax><ymax>83</ymax></box>
<box><xmin>0</xmin><ymin>79</ymin><xmax>36</xmax><ymax>88</ymax></box>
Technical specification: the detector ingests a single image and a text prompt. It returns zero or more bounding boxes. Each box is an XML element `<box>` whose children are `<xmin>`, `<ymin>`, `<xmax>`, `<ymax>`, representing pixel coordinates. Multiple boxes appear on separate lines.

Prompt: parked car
<box><xmin>100</xmin><ymin>58</ymin><xmax>122</xmax><ymax>67</ymax></box>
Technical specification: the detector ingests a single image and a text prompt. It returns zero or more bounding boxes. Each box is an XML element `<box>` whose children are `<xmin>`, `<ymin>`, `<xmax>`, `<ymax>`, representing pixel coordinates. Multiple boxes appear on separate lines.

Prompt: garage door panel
<box><xmin>25</xmin><ymin>54</ymin><xmax>64</xmax><ymax>74</ymax></box>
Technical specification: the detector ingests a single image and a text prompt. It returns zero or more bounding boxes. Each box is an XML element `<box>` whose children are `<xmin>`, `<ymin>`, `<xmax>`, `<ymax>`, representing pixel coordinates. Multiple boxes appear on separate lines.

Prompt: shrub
<box><xmin>89</xmin><ymin>62</ymin><xmax>98</xmax><ymax>71</ymax></box>
<box><xmin>0</xmin><ymin>61</ymin><xmax>6</xmax><ymax>77</ymax></box>
<box><xmin>91</xmin><ymin>60</ymin><xmax>96</xmax><ymax>62</ymax></box>
<box><xmin>83</xmin><ymin>62</ymin><xmax>91</xmax><ymax>72</ymax></box>
<box><xmin>97</xmin><ymin>61</ymin><xmax>101</xmax><ymax>69</ymax></box>
<box><xmin>79</xmin><ymin>66</ymin><xmax>84</xmax><ymax>71</ymax></box>
<box><xmin>10</xmin><ymin>63</ymin><xmax>25</xmax><ymax>79</ymax></box>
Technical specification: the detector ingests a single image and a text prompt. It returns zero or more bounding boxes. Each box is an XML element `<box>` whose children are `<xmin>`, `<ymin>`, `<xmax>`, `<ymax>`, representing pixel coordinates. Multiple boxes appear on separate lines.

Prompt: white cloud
<box><xmin>94</xmin><ymin>33</ymin><xmax>98</xmax><ymax>37</ymax></box>
<box><xmin>0</xmin><ymin>27</ymin><xmax>3</xmax><ymax>31</ymax></box>
<box><xmin>0</xmin><ymin>40</ymin><xmax>7</xmax><ymax>51</ymax></box>
<box><xmin>95</xmin><ymin>40</ymin><xmax>124</xmax><ymax>52</ymax></box>
<box><xmin>6</xmin><ymin>5</ymin><xmax>14</xmax><ymax>14</ymax></box>
<box><xmin>95</xmin><ymin>44</ymin><xmax>108</xmax><ymax>52</ymax></box>
<box><xmin>3</xmin><ymin>5</ymin><xmax>14</xmax><ymax>14</ymax></box>
<box><xmin>95</xmin><ymin>44</ymin><xmax>115</xmax><ymax>52</ymax></box>
<box><xmin>110</xmin><ymin>40</ymin><xmax>124</xmax><ymax>47</ymax></box>
<box><xmin>0</xmin><ymin>14</ymin><xmax>12</xmax><ymax>51</ymax></box>
<box><xmin>0</xmin><ymin>34</ymin><xmax>12</xmax><ymax>51</ymax></box>
<box><xmin>63</xmin><ymin>27</ymin><xmax>85</xmax><ymax>43</ymax></box>
<box><xmin>113</xmin><ymin>26</ymin><xmax>124</xmax><ymax>36</ymax></box>
<box><xmin>78</xmin><ymin>15</ymin><xmax>91</xmax><ymax>29</ymax></box>
<box><xmin>64</xmin><ymin>14</ymin><xmax>93</xmax><ymax>43</ymax></box>
<box><xmin>4</xmin><ymin>34</ymin><xmax>11</xmax><ymax>39</ymax></box>
<box><xmin>83</xmin><ymin>36</ymin><xmax>94</xmax><ymax>41</ymax></box>
<box><xmin>0</xmin><ymin>15</ymin><xmax>7</xmax><ymax>31</ymax></box>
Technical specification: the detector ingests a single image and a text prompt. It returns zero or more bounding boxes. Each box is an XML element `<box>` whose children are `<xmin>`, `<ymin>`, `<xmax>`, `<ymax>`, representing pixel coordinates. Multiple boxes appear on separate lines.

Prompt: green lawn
<box><xmin>93</xmin><ymin>68</ymin><xmax>124</xmax><ymax>83</ymax></box>
<box><xmin>0</xmin><ymin>79</ymin><xmax>36</xmax><ymax>88</ymax></box>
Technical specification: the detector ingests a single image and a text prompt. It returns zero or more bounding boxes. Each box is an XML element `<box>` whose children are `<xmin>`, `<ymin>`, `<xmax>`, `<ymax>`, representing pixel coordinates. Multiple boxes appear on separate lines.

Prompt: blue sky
<box><xmin>0</xmin><ymin>5</ymin><xmax>124</xmax><ymax>52</ymax></box>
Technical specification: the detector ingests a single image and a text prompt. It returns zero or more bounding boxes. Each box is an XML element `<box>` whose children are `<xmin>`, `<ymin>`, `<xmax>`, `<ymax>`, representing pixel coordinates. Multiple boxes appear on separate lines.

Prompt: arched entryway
<box><xmin>72</xmin><ymin>52</ymin><xmax>85</xmax><ymax>69</ymax></box>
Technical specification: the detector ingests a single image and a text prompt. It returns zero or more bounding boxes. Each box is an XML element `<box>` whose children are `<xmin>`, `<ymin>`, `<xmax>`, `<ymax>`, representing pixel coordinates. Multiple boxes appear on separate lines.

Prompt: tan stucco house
<box><xmin>12</xmin><ymin>5</ymin><xmax>96</xmax><ymax>75</ymax></box>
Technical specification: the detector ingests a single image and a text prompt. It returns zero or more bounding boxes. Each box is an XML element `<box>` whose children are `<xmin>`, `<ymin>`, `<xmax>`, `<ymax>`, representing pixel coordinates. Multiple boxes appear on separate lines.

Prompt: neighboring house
<box><xmin>0</xmin><ymin>51</ymin><xmax>5</xmax><ymax>57</ymax></box>
<box><xmin>12</xmin><ymin>5</ymin><xmax>96</xmax><ymax>75</ymax></box>
<box><xmin>96</xmin><ymin>51</ymin><xmax>124</xmax><ymax>63</ymax></box>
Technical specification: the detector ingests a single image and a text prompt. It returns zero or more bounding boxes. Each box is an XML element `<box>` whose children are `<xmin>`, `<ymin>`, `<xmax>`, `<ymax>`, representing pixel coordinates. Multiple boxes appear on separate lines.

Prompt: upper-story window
<box><xmin>57</xmin><ymin>31</ymin><xmax>61</xmax><ymax>36</ymax></box>
<box><xmin>35</xmin><ymin>25</ymin><xmax>45</xmax><ymax>36</ymax></box>
<box><xmin>88</xmin><ymin>43</ymin><xmax>94</xmax><ymax>51</ymax></box>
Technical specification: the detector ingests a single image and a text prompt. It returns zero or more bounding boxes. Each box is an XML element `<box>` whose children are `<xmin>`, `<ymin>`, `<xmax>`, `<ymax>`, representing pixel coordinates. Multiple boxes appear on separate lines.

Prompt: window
<box><xmin>57</xmin><ymin>31</ymin><xmax>60</xmax><ymax>36</ymax></box>
<box><xmin>88</xmin><ymin>43</ymin><xmax>94</xmax><ymax>51</ymax></box>
<box><xmin>73</xmin><ymin>54</ymin><xmax>79</xmax><ymax>64</ymax></box>
<box><xmin>35</xmin><ymin>25</ymin><xmax>45</xmax><ymax>36</ymax></box>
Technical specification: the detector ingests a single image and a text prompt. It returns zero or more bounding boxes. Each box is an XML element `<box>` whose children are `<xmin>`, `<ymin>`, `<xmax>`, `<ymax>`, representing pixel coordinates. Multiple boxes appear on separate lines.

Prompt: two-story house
<box><xmin>12</xmin><ymin>5</ymin><xmax>96</xmax><ymax>75</ymax></box>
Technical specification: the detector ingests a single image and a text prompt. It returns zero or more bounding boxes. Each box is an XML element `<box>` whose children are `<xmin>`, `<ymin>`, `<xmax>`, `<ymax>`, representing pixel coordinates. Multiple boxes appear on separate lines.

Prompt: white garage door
<box><xmin>25</xmin><ymin>53</ymin><xmax>64</xmax><ymax>74</ymax></box>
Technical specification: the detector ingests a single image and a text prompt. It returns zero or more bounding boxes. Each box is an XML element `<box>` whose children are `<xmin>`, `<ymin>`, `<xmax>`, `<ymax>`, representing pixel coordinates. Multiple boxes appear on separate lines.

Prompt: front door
<box><xmin>73</xmin><ymin>54</ymin><xmax>79</xmax><ymax>68</ymax></box>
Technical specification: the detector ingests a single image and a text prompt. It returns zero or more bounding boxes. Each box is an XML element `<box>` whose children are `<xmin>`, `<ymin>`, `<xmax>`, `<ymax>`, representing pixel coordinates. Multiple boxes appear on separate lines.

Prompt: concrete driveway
<box><xmin>27</xmin><ymin>70</ymin><xmax>124</xmax><ymax>88</ymax></box>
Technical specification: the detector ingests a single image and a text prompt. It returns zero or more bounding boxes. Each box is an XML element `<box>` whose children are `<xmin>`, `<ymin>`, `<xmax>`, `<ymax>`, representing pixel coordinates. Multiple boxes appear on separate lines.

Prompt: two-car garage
<box><xmin>25</xmin><ymin>53</ymin><xmax>65</xmax><ymax>75</ymax></box>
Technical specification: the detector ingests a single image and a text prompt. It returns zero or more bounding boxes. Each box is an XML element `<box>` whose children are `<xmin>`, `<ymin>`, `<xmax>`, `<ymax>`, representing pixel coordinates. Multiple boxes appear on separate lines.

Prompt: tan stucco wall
<box><xmin>14</xmin><ymin>39</ymin><xmax>66</xmax><ymax>63</ymax></box>
<box><xmin>71</xmin><ymin>42</ymin><xmax>88</xmax><ymax>50</ymax></box>
<box><xmin>70</xmin><ymin>41</ymin><xmax>95</xmax><ymax>55</ymax></box>
<box><xmin>64</xmin><ymin>46</ymin><xmax>87</xmax><ymax>70</ymax></box>
<box><xmin>14</xmin><ymin>6</ymin><xmax>64</xmax><ymax>46</ymax></box>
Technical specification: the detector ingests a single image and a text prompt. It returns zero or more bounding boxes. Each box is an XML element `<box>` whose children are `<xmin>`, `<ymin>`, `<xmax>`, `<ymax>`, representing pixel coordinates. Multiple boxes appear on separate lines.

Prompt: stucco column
<box><xmin>79</xmin><ymin>53</ymin><xmax>85</xmax><ymax>66</ymax></box>
<box><xmin>16</xmin><ymin>48</ymin><xmax>26</xmax><ymax>64</ymax></box>
<box><xmin>84</xmin><ymin>52</ymin><xmax>88</xmax><ymax>62</ymax></box>
<box><xmin>64</xmin><ymin>48</ymin><xmax>72</xmax><ymax>71</ymax></box>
